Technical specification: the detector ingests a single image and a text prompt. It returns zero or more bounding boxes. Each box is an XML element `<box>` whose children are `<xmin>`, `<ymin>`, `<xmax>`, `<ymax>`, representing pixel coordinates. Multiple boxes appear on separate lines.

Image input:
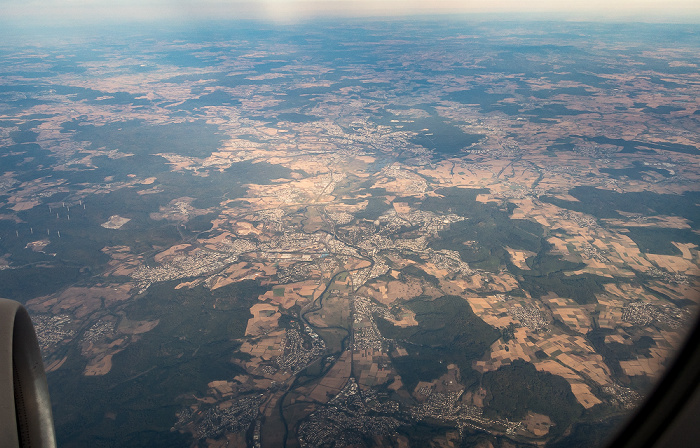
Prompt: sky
<box><xmin>2</xmin><ymin>0</ymin><xmax>700</xmax><ymax>25</ymax></box>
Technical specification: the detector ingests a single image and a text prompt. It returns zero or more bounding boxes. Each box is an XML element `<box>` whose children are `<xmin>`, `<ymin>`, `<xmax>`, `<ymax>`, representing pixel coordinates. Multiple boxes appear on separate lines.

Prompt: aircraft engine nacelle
<box><xmin>0</xmin><ymin>298</ymin><xmax>56</xmax><ymax>448</ymax></box>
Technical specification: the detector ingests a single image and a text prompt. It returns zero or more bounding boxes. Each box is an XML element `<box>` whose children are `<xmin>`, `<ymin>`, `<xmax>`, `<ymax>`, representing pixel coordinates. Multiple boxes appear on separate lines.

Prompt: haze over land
<box><xmin>0</xmin><ymin>16</ymin><xmax>699</xmax><ymax>448</ymax></box>
<box><xmin>2</xmin><ymin>0</ymin><xmax>700</xmax><ymax>25</ymax></box>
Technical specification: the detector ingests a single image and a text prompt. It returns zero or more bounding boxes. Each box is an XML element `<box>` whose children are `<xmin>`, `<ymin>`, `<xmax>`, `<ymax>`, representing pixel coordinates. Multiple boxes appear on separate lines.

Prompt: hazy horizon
<box><xmin>2</xmin><ymin>0</ymin><xmax>700</xmax><ymax>27</ymax></box>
